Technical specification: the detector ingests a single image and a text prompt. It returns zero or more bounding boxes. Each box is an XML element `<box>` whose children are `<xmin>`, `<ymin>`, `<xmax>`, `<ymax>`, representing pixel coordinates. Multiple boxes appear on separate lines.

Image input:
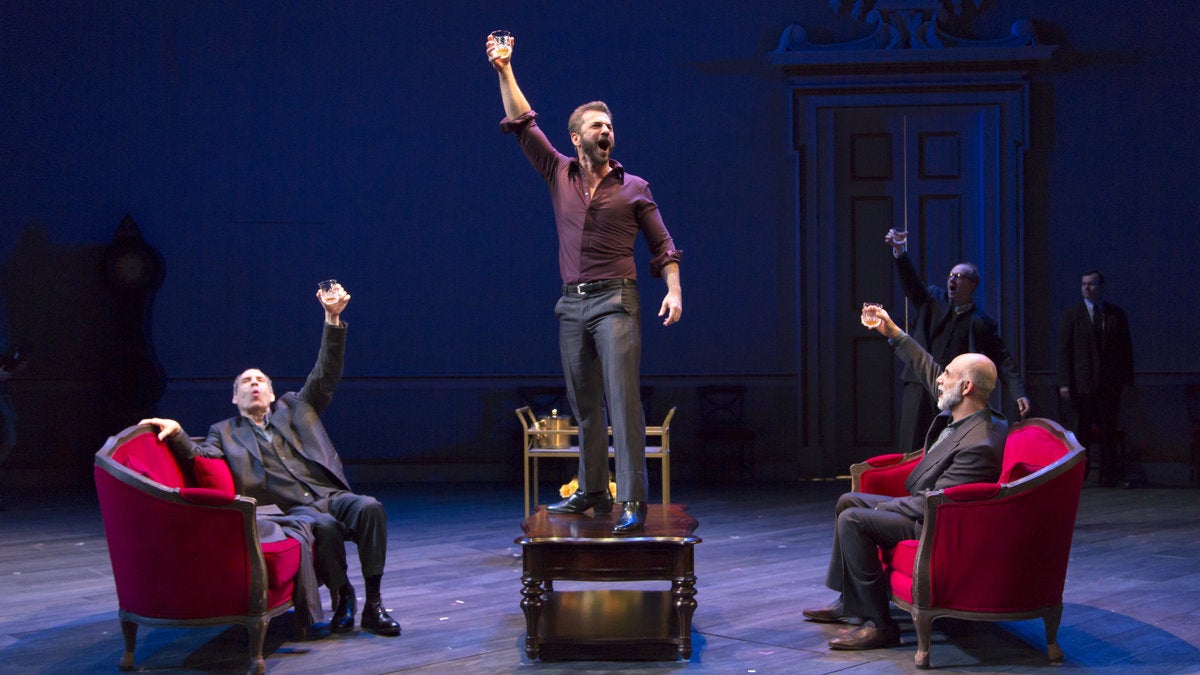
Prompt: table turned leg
<box><xmin>673</xmin><ymin>574</ymin><xmax>698</xmax><ymax>660</ymax></box>
<box><xmin>520</xmin><ymin>575</ymin><xmax>545</xmax><ymax>659</ymax></box>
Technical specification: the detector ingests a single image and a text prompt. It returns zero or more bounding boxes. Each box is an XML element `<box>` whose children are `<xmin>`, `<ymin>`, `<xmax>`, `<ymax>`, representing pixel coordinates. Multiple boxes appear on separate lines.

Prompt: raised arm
<box><xmin>318</xmin><ymin>280</ymin><xmax>350</xmax><ymax>326</ymax></box>
<box><xmin>487</xmin><ymin>33</ymin><xmax>531</xmax><ymax>120</ymax></box>
<box><xmin>863</xmin><ymin>305</ymin><xmax>941</xmax><ymax>399</ymax></box>
<box><xmin>300</xmin><ymin>282</ymin><xmax>350</xmax><ymax>412</ymax></box>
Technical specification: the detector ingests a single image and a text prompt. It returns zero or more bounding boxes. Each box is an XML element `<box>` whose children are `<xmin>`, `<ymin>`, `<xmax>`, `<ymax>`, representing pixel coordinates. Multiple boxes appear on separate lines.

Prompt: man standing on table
<box><xmin>487</xmin><ymin>33</ymin><xmax>683</xmax><ymax>534</ymax></box>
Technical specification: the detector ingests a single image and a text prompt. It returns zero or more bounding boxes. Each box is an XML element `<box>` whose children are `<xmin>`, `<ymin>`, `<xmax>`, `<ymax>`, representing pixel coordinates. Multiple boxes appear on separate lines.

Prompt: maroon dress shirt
<box><xmin>501</xmin><ymin>110</ymin><xmax>681</xmax><ymax>284</ymax></box>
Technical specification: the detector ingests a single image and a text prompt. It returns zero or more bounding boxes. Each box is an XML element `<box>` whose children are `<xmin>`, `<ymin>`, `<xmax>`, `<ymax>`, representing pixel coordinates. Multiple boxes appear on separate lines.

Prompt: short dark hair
<box><xmin>1082</xmin><ymin>270</ymin><xmax>1105</xmax><ymax>284</ymax></box>
<box><xmin>568</xmin><ymin>101</ymin><xmax>612</xmax><ymax>137</ymax></box>
<box><xmin>955</xmin><ymin>262</ymin><xmax>981</xmax><ymax>284</ymax></box>
<box><xmin>232</xmin><ymin>369</ymin><xmax>272</xmax><ymax>397</ymax></box>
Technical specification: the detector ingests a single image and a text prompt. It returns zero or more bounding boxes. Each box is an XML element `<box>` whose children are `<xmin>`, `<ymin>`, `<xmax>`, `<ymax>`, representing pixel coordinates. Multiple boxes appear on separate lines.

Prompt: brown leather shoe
<box><xmin>802</xmin><ymin>602</ymin><xmax>864</xmax><ymax>625</ymax></box>
<box><xmin>828</xmin><ymin>622</ymin><xmax>901</xmax><ymax>650</ymax></box>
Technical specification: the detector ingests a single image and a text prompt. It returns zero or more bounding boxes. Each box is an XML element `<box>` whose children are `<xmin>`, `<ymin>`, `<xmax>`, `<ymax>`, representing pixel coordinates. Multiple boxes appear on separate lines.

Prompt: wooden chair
<box><xmin>696</xmin><ymin>385</ymin><xmax>756</xmax><ymax>481</ymax></box>
<box><xmin>849</xmin><ymin>418</ymin><xmax>1087</xmax><ymax>669</ymax></box>
<box><xmin>517</xmin><ymin>406</ymin><xmax>676</xmax><ymax>517</ymax></box>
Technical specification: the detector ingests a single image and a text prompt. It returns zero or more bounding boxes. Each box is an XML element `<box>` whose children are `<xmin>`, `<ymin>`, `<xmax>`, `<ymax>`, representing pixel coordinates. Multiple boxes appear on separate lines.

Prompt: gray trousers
<box><xmin>824</xmin><ymin>492</ymin><xmax>918</xmax><ymax>626</ymax></box>
<box><xmin>554</xmin><ymin>282</ymin><xmax>648</xmax><ymax>502</ymax></box>
<box><xmin>287</xmin><ymin>490</ymin><xmax>388</xmax><ymax>590</ymax></box>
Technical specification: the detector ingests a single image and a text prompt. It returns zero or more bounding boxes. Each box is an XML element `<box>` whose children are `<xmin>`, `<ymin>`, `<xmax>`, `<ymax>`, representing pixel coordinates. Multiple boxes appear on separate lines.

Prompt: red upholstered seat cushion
<box><xmin>179</xmin><ymin>487</ymin><xmax>237</xmax><ymax>505</ymax></box>
<box><xmin>261</xmin><ymin>537</ymin><xmax>302</xmax><ymax>609</ymax></box>
<box><xmin>1003</xmin><ymin>461</ymin><xmax>1044</xmax><ymax>483</ymax></box>
<box><xmin>193</xmin><ymin>456</ymin><xmax>236</xmax><ymax>495</ymax></box>
<box><xmin>886</xmin><ymin>540</ymin><xmax>918</xmax><ymax>603</ymax></box>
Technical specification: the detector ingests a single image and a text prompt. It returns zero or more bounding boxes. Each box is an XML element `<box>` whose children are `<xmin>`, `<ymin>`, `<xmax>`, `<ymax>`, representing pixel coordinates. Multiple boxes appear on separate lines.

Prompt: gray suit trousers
<box><xmin>554</xmin><ymin>282</ymin><xmax>648</xmax><ymax>502</ymax></box>
<box><xmin>825</xmin><ymin>492</ymin><xmax>919</xmax><ymax>625</ymax></box>
<box><xmin>287</xmin><ymin>490</ymin><xmax>388</xmax><ymax>589</ymax></box>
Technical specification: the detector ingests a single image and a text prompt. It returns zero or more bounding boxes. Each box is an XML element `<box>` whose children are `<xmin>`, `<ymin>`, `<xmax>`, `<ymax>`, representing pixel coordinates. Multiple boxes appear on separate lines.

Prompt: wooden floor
<box><xmin>2</xmin><ymin>476</ymin><xmax>1199</xmax><ymax>674</ymax></box>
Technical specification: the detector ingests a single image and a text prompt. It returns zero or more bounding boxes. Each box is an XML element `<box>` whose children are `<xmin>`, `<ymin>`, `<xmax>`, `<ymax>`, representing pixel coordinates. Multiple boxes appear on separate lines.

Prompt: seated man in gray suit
<box><xmin>142</xmin><ymin>282</ymin><xmax>399</xmax><ymax>637</ymax></box>
<box><xmin>802</xmin><ymin>304</ymin><xmax>1007</xmax><ymax>651</ymax></box>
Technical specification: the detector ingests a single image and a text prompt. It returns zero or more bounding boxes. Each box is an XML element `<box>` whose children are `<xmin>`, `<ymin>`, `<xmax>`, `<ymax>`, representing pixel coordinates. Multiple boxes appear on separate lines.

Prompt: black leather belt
<box><xmin>562</xmin><ymin>278</ymin><xmax>633</xmax><ymax>296</ymax></box>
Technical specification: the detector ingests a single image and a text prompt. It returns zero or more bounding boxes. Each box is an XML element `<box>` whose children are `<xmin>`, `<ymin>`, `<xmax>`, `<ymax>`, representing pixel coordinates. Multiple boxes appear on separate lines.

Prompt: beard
<box><xmin>937</xmin><ymin>385</ymin><xmax>963</xmax><ymax>412</ymax></box>
<box><xmin>580</xmin><ymin>135</ymin><xmax>611</xmax><ymax>165</ymax></box>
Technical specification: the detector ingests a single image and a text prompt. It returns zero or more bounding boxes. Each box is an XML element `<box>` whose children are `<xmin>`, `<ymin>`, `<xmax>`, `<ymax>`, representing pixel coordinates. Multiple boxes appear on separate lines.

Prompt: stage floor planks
<box><xmin>1</xmin><ymin>479</ymin><xmax>1198</xmax><ymax>673</ymax></box>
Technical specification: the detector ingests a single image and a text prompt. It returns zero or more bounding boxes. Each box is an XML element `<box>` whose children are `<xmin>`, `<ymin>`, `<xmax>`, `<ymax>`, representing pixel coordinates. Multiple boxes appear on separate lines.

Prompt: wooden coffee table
<box><xmin>516</xmin><ymin>504</ymin><xmax>701</xmax><ymax>661</ymax></box>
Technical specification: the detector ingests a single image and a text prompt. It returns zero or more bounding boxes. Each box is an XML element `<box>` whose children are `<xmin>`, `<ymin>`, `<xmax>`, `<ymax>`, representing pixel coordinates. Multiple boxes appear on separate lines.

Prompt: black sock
<box><xmin>338</xmin><ymin>581</ymin><xmax>354</xmax><ymax>605</ymax></box>
<box><xmin>365</xmin><ymin>575</ymin><xmax>382</xmax><ymax>604</ymax></box>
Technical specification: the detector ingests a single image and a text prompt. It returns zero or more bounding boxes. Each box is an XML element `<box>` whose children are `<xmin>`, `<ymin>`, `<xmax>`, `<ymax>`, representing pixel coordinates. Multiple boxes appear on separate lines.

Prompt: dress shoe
<box><xmin>330</xmin><ymin>584</ymin><xmax>356</xmax><ymax>633</ymax></box>
<box><xmin>361</xmin><ymin>601</ymin><xmax>401</xmax><ymax>636</ymax></box>
<box><xmin>612</xmin><ymin>501</ymin><xmax>648</xmax><ymax>534</ymax></box>
<box><xmin>828</xmin><ymin>621</ymin><xmax>901</xmax><ymax>651</ymax></box>
<box><xmin>802</xmin><ymin>601</ymin><xmax>864</xmax><ymax>625</ymax></box>
<box><xmin>547</xmin><ymin>489</ymin><xmax>614</xmax><ymax>515</ymax></box>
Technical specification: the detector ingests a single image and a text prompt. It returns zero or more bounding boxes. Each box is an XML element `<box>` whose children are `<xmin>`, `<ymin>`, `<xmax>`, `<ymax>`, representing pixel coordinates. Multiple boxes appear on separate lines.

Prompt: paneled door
<box><xmin>830</xmin><ymin>106</ymin><xmax>995</xmax><ymax>468</ymax></box>
<box><xmin>791</xmin><ymin>85</ymin><xmax>1029</xmax><ymax>478</ymax></box>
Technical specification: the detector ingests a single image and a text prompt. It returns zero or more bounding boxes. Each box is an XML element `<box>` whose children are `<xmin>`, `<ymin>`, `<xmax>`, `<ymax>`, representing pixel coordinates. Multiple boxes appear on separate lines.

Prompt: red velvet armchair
<box><xmin>849</xmin><ymin>418</ymin><xmax>1087</xmax><ymax>669</ymax></box>
<box><xmin>94</xmin><ymin>424</ymin><xmax>302</xmax><ymax>674</ymax></box>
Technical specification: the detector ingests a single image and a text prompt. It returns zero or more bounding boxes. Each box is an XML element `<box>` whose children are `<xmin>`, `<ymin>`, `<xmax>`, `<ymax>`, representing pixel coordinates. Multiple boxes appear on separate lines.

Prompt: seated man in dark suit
<box><xmin>803</xmin><ymin>304</ymin><xmax>1007</xmax><ymax>650</ymax></box>
<box><xmin>142</xmin><ymin>282</ymin><xmax>400</xmax><ymax>637</ymax></box>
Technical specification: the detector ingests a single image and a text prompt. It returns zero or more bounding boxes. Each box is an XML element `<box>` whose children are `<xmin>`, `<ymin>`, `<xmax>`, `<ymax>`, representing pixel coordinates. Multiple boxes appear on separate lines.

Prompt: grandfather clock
<box><xmin>102</xmin><ymin>214</ymin><xmax>167</xmax><ymax>428</ymax></box>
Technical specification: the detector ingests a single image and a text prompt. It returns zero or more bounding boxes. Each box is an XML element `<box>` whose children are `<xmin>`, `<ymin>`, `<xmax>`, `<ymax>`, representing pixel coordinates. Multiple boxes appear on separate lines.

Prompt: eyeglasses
<box><xmin>948</xmin><ymin>272</ymin><xmax>978</xmax><ymax>282</ymax></box>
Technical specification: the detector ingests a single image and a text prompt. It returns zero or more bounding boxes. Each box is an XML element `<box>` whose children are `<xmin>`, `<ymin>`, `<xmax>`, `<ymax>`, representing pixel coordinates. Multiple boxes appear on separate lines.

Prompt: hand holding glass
<box><xmin>489</xmin><ymin>30</ymin><xmax>512</xmax><ymax>60</ymax></box>
<box><xmin>318</xmin><ymin>279</ymin><xmax>342</xmax><ymax>305</ymax></box>
<box><xmin>861</xmin><ymin>302</ymin><xmax>883</xmax><ymax>328</ymax></box>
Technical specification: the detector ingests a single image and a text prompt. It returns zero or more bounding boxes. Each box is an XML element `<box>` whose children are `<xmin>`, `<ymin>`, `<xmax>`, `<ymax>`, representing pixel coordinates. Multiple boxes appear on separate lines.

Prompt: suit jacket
<box><xmin>894</xmin><ymin>252</ymin><xmax>1027</xmax><ymax>401</ymax></box>
<box><xmin>169</xmin><ymin>323</ymin><xmax>352</xmax><ymax>495</ymax></box>
<box><xmin>881</xmin><ymin>334</ymin><xmax>1008</xmax><ymax>521</ymax></box>
<box><xmin>1057</xmin><ymin>300</ymin><xmax>1133</xmax><ymax>395</ymax></box>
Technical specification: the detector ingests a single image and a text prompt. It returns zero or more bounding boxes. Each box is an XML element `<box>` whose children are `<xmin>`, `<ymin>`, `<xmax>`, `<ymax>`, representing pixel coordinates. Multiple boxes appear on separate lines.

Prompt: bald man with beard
<box><xmin>802</xmin><ymin>305</ymin><xmax>1007</xmax><ymax>651</ymax></box>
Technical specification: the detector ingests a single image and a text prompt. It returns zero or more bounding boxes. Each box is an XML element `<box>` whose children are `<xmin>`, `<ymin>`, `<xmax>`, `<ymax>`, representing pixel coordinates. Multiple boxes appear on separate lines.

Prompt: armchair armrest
<box><xmin>940</xmin><ymin>482</ymin><xmax>1002</xmax><ymax>501</ymax></box>
<box><xmin>179</xmin><ymin>486</ymin><xmax>240</xmax><ymax>506</ymax></box>
<box><xmin>850</xmin><ymin>449</ymin><xmax>923</xmax><ymax>495</ymax></box>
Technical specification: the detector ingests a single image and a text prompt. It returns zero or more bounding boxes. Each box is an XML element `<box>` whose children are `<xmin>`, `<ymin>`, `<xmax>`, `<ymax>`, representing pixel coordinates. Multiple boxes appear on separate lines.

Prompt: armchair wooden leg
<box><xmin>247</xmin><ymin>617</ymin><xmax>268</xmax><ymax>675</ymax></box>
<box><xmin>119</xmin><ymin>620</ymin><xmax>137</xmax><ymax>671</ymax></box>
<box><xmin>912</xmin><ymin>611</ymin><xmax>934</xmax><ymax>670</ymax></box>
<box><xmin>1044</xmin><ymin>604</ymin><xmax>1065</xmax><ymax>664</ymax></box>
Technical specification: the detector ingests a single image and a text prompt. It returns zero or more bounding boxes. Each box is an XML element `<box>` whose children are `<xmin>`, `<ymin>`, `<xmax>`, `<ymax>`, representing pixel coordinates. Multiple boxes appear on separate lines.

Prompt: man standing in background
<box><xmin>1058</xmin><ymin>270</ymin><xmax>1134</xmax><ymax>487</ymax></box>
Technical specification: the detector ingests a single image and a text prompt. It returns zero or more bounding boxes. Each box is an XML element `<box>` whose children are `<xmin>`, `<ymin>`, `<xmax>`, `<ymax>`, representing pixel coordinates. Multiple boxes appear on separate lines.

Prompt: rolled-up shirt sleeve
<box><xmin>637</xmin><ymin>187</ymin><xmax>682</xmax><ymax>277</ymax></box>
<box><xmin>499</xmin><ymin>110</ymin><xmax>537</xmax><ymax>135</ymax></box>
